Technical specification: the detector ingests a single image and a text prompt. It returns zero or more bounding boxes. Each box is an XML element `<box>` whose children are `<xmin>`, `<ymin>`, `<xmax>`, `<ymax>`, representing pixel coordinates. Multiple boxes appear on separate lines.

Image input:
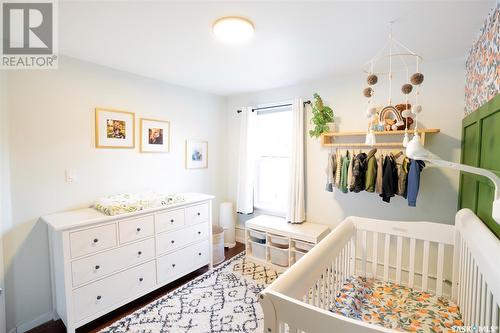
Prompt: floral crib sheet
<box><xmin>94</xmin><ymin>192</ymin><xmax>185</xmax><ymax>216</ymax></box>
<box><xmin>331</xmin><ymin>276</ymin><xmax>463</xmax><ymax>333</ymax></box>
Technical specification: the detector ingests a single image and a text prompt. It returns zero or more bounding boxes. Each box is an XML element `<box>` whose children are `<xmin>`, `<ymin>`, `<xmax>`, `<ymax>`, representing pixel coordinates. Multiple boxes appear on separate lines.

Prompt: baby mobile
<box><xmin>363</xmin><ymin>22</ymin><xmax>425</xmax><ymax>147</ymax></box>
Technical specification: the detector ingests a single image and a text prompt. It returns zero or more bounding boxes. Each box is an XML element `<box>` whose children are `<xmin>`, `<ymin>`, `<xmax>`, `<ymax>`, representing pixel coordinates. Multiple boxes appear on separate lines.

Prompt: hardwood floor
<box><xmin>29</xmin><ymin>242</ymin><xmax>245</xmax><ymax>333</ymax></box>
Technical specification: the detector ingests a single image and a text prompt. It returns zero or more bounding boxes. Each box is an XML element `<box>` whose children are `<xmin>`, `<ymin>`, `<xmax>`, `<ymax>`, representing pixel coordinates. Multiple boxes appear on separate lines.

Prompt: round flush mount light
<box><xmin>212</xmin><ymin>16</ymin><xmax>254</xmax><ymax>44</ymax></box>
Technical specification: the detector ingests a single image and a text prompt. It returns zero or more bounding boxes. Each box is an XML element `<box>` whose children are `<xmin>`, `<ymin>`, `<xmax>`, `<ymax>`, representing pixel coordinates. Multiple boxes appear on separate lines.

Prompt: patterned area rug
<box><xmin>100</xmin><ymin>252</ymin><xmax>279</xmax><ymax>333</ymax></box>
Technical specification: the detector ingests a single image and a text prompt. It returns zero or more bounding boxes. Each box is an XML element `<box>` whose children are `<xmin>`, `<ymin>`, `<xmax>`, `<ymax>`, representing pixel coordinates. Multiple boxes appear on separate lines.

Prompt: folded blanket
<box><xmin>94</xmin><ymin>192</ymin><xmax>185</xmax><ymax>216</ymax></box>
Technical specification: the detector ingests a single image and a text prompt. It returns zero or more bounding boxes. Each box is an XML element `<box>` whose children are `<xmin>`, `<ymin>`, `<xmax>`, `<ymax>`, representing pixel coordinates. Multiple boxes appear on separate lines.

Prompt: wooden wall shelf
<box><xmin>321</xmin><ymin>128</ymin><xmax>440</xmax><ymax>148</ymax></box>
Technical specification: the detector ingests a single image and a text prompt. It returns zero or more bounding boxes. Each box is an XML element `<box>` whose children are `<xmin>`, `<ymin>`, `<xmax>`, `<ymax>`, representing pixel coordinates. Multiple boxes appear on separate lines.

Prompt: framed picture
<box><xmin>140</xmin><ymin>118</ymin><xmax>170</xmax><ymax>153</ymax></box>
<box><xmin>95</xmin><ymin>108</ymin><xmax>135</xmax><ymax>148</ymax></box>
<box><xmin>185</xmin><ymin>140</ymin><xmax>208</xmax><ymax>169</ymax></box>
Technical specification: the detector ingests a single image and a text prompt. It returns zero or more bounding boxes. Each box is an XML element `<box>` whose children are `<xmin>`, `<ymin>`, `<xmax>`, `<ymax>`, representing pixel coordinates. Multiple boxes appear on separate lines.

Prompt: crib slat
<box><xmin>480</xmin><ymin>277</ymin><xmax>487</xmax><ymax>326</ymax></box>
<box><xmin>475</xmin><ymin>273</ymin><xmax>482</xmax><ymax>325</ymax></box>
<box><xmin>486</xmin><ymin>289</ymin><xmax>492</xmax><ymax>326</ymax></box>
<box><xmin>422</xmin><ymin>240</ymin><xmax>430</xmax><ymax>291</ymax></box>
<box><xmin>372</xmin><ymin>232</ymin><xmax>378</xmax><ymax>279</ymax></box>
<box><xmin>472</xmin><ymin>264</ymin><xmax>479</xmax><ymax>324</ymax></box>
<box><xmin>350</xmin><ymin>235</ymin><xmax>356</xmax><ymax>275</ymax></box>
<box><xmin>409</xmin><ymin>238</ymin><xmax>416</xmax><ymax>288</ymax></box>
<box><xmin>436</xmin><ymin>243</ymin><xmax>444</xmax><ymax>296</ymax></box>
<box><xmin>335</xmin><ymin>255</ymin><xmax>340</xmax><ymax>294</ymax></box>
<box><xmin>315</xmin><ymin>279</ymin><xmax>320</xmax><ymax>307</ymax></box>
<box><xmin>492</xmin><ymin>302</ymin><xmax>499</xmax><ymax>329</ymax></box>
<box><xmin>361</xmin><ymin>230</ymin><xmax>367</xmax><ymax>277</ymax></box>
<box><xmin>312</xmin><ymin>281</ymin><xmax>317</xmax><ymax>307</ymax></box>
<box><xmin>383</xmin><ymin>234</ymin><xmax>390</xmax><ymax>281</ymax></box>
<box><xmin>396</xmin><ymin>236</ymin><xmax>403</xmax><ymax>284</ymax></box>
<box><xmin>458</xmin><ymin>240</ymin><xmax>465</xmax><ymax>305</ymax></box>
<box><xmin>462</xmin><ymin>246</ymin><xmax>470</xmax><ymax>321</ymax></box>
<box><xmin>329</xmin><ymin>261</ymin><xmax>335</xmax><ymax>306</ymax></box>
<box><xmin>465</xmin><ymin>252</ymin><xmax>473</xmax><ymax>325</ymax></box>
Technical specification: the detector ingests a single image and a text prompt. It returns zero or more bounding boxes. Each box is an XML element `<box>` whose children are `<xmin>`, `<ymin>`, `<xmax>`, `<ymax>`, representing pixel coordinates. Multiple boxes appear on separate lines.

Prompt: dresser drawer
<box><xmin>71</xmin><ymin>238</ymin><xmax>155</xmax><ymax>287</ymax></box>
<box><xmin>185</xmin><ymin>203</ymin><xmax>209</xmax><ymax>225</ymax></box>
<box><xmin>70</xmin><ymin>224</ymin><xmax>117</xmax><ymax>258</ymax></box>
<box><xmin>73</xmin><ymin>260</ymin><xmax>156</xmax><ymax>323</ymax></box>
<box><xmin>156</xmin><ymin>223</ymin><xmax>209</xmax><ymax>255</ymax></box>
<box><xmin>157</xmin><ymin>240</ymin><xmax>209</xmax><ymax>284</ymax></box>
<box><xmin>118</xmin><ymin>215</ymin><xmax>154</xmax><ymax>244</ymax></box>
<box><xmin>155</xmin><ymin>209</ymin><xmax>185</xmax><ymax>233</ymax></box>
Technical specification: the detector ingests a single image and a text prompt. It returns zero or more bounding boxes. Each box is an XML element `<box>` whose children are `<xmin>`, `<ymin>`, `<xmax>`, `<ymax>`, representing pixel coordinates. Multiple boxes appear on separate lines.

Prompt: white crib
<box><xmin>259</xmin><ymin>209</ymin><xmax>500</xmax><ymax>333</ymax></box>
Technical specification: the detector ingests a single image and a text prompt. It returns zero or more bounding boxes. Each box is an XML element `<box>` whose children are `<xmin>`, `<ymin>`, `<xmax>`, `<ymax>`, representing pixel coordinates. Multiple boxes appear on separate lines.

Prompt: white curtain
<box><xmin>287</xmin><ymin>98</ymin><xmax>306</xmax><ymax>223</ymax></box>
<box><xmin>236</xmin><ymin>107</ymin><xmax>256</xmax><ymax>214</ymax></box>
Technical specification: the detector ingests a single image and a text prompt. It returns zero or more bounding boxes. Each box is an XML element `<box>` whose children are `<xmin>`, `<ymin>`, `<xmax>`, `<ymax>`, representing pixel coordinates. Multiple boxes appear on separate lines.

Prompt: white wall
<box><xmin>3</xmin><ymin>57</ymin><xmax>227</xmax><ymax>332</ymax></box>
<box><xmin>0</xmin><ymin>70</ymin><xmax>9</xmax><ymax>333</ymax></box>
<box><xmin>226</xmin><ymin>57</ymin><xmax>465</xmax><ymax>227</ymax></box>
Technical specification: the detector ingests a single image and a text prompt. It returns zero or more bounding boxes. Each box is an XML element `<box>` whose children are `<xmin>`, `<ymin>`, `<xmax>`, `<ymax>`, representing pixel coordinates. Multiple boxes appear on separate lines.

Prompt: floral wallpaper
<box><xmin>465</xmin><ymin>3</ymin><xmax>500</xmax><ymax>115</ymax></box>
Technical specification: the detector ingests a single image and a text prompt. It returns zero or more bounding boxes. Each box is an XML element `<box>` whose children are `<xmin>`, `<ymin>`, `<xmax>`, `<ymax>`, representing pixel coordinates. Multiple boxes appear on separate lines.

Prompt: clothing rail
<box><xmin>236</xmin><ymin>100</ymin><xmax>311</xmax><ymax>113</ymax></box>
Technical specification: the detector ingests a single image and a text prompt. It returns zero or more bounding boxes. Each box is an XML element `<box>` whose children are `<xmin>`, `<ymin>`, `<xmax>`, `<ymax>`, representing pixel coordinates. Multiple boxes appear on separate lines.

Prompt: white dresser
<box><xmin>42</xmin><ymin>193</ymin><xmax>214</xmax><ymax>333</ymax></box>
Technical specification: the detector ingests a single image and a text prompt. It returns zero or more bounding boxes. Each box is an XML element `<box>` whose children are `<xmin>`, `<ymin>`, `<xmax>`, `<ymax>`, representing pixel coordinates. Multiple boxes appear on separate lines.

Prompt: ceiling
<box><xmin>59</xmin><ymin>1</ymin><xmax>495</xmax><ymax>96</ymax></box>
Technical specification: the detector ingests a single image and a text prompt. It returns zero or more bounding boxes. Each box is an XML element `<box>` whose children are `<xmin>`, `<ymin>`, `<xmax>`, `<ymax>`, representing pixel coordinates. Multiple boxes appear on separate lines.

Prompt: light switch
<box><xmin>65</xmin><ymin>169</ymin><xmax>78</xmax><ymax>183</ymax></box>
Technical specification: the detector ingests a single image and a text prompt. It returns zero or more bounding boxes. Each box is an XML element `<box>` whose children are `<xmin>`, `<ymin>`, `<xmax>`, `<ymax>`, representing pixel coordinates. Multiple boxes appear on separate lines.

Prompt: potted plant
<box><xmin>309</xmin><ymin>93</ymin><xmax>334</xmax><ymax>138</ymax></box>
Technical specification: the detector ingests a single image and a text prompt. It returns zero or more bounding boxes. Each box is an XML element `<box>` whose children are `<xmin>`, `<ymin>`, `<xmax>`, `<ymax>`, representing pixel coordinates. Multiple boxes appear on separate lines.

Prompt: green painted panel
<box><xmin>480</xmin><ymin>111</ymin><xmax>500</xmax><ymax>172</ymax></box>
<box><xmin>462</xmin><ymin>123</ymin><xmax>479</xmax><ymax>165</ymax></box>
<box><xmin>460</xmin><ymin>93</ymin><xmax>500</xmax><ymax>239</ymax></box>
<box><xmin>459</xmin><ymin>174</ymin><xmax>477</xmax><ymax>211</ymax></box>
<box><xmin>477</xmin><ymin>182</ymin><xmax>500</xmax><ymax>237</ymax></box>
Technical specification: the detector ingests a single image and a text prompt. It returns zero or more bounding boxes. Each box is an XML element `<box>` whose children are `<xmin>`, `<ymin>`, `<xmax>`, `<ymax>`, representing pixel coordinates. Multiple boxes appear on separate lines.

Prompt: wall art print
<box><xmin>465</xmin><ymin>3</ymin><xmax>500</xmax><ymax>115</ymax></box>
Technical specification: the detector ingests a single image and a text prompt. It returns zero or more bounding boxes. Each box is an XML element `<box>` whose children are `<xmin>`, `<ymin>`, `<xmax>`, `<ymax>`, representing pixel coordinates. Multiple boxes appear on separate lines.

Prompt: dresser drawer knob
<box><xmin>172</xmin><ymin>264</ymin><xmax>176</xmax><ymax>267</ymax></box>
<box><xmin>197</xmin><ymin>212</ymin><xmax>201</xmax><ymax>216</ymax></box>
<box><xmin>139</xmin><ymin>277</ymin><xmax>143</xmax><ymax>282</ymax></box>
<box><xmin>96</xmin><ymin>295</ymin><xmax>102</xmax><ymax>300</ymax></box>
<box><xmin>170</xmin><ymin>219</ymin><xmax>174</xmax><ymax>223</ymax></box>
<box><xmin>198</xmin><ymin>252</ymin><xmax>202</xmax><ymax>256</ymax></box>
<box><xmin>197</xmin><ymin>231</ymin><xmax>201</xmax><ymax>235</ymax></box>
<box><xmin>171</xmin><ymin>240</ymin><xmax>175</xmax><ymax>244</ymax></box>
<box><xmin>95</xmin><ymin>265</ymin><xmax>100</xmax><ymax>270</ymax></box>
<box><xmin>136</xmin><ymin>227</ymin><xmax>141</xmax><ymax>232</ymax></box>
<box><xmin>93</xmin><ymin>238</ymin><xmax>98</xmax><ymax>244</ymax></box>
<box><xmin>138</xmin><ymin>251</ymin><xmax>142</xmax><ymax>255</ymax></box>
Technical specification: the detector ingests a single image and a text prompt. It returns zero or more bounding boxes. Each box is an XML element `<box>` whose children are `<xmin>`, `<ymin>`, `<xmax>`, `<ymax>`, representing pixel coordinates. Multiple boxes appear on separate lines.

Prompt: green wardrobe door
<box><xmin>460</xmin><ymin>93</ymin><xmax>500</xmax><ymax>239</ymax></box>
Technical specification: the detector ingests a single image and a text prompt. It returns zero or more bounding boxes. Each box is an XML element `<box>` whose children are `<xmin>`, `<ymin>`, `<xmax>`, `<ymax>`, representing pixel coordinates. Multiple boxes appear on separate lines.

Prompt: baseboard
<box><xmin>16</xmin><ymin>311</ymin><xmax>54</xmax><ymax>333</ymax></box>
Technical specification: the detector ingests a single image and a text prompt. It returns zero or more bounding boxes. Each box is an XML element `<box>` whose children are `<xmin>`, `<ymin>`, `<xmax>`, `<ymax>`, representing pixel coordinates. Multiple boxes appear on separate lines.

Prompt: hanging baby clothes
<box><xmin>347</xmin><ymin>150</ymin><xmax>354</xmax><ymax>191</ymax></box>
<box><xmin>375</xmin><ymin>153</ymin><xmax>384</xmax><ymax>194</ymax></box>
<box><xmin>407</xmin><ymin>159</ymin><xmax>426</xmax><ymax>207</ymax></box>
<box><xmin>380</xmin><ymin>154</ymin><xmax>398</xmax><ymax>203</ymax></box>
<box><xmin>325</xmin><ymin>152</ymin><xmax>336</xmax><ymax>192</ymax></box>
<box><xmin>364</xmin><ymin>148</ymin><xmax>378</xmax><ymax>192</ymax></box>
<box><xmin>351</xmin><ymin>152</ymin><xmax>367</xmax><ymax>193</ymax></box>
<box><xmin>396</xmin><ymin>154</ymin><xmax>410</xmax><ymax>198</ymax></box>
<box><xmin>335</xmin><ymin>150</ymin><xmax>342</xmax><ymax>187</ymax></box>
<box><xmin>339</xmin><ymin>152</ymin><xmax>350</xmax><ymax>193</ymax></box>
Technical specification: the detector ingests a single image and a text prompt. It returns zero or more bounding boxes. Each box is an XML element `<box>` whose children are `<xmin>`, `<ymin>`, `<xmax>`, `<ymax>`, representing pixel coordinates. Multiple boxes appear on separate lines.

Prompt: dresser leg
<box><xmin>66</xmin><ymin>325</ymin><xmax>76</xmax><ymax>333</ymax></box>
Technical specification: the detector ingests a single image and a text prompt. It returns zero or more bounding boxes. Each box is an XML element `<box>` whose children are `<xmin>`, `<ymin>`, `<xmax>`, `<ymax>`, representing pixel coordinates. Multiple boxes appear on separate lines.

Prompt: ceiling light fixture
<box><xmin>212</xmin><ymin>16</ymin><xmax>254</xmax><ymax>44</ymax></box>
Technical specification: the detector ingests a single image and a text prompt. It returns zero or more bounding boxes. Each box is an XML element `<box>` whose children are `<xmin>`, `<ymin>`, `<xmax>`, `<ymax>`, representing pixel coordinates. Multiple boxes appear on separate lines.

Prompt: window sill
<box><xmin>253</xmin><ymin>206</ymin><xmax>286</xmax><ymax>218</ymax></box>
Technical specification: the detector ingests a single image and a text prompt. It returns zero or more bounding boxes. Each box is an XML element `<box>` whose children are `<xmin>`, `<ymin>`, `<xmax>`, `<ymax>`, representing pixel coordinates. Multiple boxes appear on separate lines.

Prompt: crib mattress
<box><xmin>331</xmin><ymin>276</ymin><xmax>463</xmax><ymax>333</ymax></box>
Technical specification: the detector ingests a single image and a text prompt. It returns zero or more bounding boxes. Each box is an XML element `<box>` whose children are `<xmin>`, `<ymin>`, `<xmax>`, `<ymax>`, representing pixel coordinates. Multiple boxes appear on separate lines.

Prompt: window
<box><xmin>253</xmin><ymin>106</ymin><xmax>292</xmax><ymax>216</ymax></box>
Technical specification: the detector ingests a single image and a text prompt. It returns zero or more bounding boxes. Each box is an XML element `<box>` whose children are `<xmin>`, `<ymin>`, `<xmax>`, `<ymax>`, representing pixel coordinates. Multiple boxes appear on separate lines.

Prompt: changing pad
<box><xmin>94</xmin><ymin>192</ymin><xmax>185</xmax><ymax>216</ymax></box>
<box><xmin>331</xmin><ymin>276</ymin><xmax>463</xmax><ymax>333</ymax></box>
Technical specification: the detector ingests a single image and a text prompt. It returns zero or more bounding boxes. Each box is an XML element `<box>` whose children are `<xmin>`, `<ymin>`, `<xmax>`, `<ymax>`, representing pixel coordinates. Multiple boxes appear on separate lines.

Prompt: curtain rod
<box><xmin>236</xmin><ymin>100</ymin><xmax>311</xmax><ymax>113</ymax></box>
